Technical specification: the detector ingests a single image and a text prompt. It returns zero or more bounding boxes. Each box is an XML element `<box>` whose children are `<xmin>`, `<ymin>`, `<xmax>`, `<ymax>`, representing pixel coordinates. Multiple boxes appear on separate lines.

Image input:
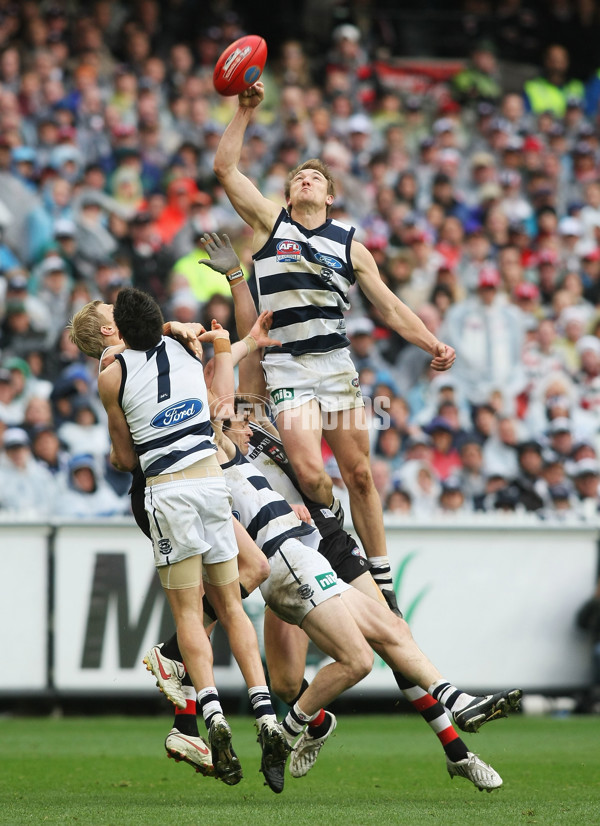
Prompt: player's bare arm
<box><xmin>213</xmin><ymin>82</ymin><xmax>279</xmax><ymax>242</ymax></box>
<box><xmin>199</xmin><ymin>232</ymin><xmax>260</xmax><ymax>337</ymax></box>
<box><xmin>97</xmin><ymin>361</ymin><xmax>138</xmax><ymax>472</ymax></box>
<box><xmin>351</xmin><ymin>239</ymin><xmax>457</xmax><ymax>372</ymax></box>
<box><xmin>198</xmin><ymin>323</ymin><xmax>235</xmax><ymax>420</ymax></box>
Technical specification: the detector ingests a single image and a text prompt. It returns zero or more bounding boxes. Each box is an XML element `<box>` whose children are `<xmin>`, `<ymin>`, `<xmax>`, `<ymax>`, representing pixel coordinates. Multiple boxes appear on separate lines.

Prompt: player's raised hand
<box><xmin>198</xmin><ymin>232</ymin><xmax>240</xmax><ymax>274</ymax></box>
<box><xmin>239</xmin><ymin>81</ymin><xmax>264</xmax><ymax>108</ymax></box>
<box><xmin>430</xmin><ymin>342</ymin><xmax>456</xmax><ymax>372</ymax></box>
<box><xmin>248</xmin><ymin>310</ymin><xmax>282</xmax><ymax>349</ymax></box>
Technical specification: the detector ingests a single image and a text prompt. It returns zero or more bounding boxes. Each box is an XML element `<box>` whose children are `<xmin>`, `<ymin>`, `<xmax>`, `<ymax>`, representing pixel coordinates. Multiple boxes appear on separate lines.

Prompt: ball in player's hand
<box><xmin>213</xmin><ymin>35</ymin><xmax>267</xmax><ymax>96</ymax></box>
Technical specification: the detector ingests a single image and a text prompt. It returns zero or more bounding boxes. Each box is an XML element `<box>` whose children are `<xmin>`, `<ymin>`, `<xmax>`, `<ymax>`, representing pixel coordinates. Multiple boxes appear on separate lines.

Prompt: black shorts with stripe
<box><xmin>318</xmin><ymin>527</ymin><xmax>370</xmax><ymax>585</ymax></box>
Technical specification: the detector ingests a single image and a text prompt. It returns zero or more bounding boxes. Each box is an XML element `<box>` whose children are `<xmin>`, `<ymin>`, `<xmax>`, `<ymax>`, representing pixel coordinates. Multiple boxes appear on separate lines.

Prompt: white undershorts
<box><xmin>259</xmin><ymin>537</ymin><xmax>351</xmax><ymax>626</ymax></box>
<box><xmin>263</xmin><ymin>348</ymin><xmax>364</xmax><ymax>415</ymax></box>
<box><xmin>145</xmin><ymin>476</ymin><xmax>238</xmax><ymax>569</ymax></box>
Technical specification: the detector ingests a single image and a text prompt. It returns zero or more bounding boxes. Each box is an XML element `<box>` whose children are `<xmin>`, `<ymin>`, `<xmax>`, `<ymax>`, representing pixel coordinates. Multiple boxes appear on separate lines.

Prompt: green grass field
<box><xmin>1</xmin><ymin>713</ymin><xmax>599</xmax><ymax>826</ymax></box>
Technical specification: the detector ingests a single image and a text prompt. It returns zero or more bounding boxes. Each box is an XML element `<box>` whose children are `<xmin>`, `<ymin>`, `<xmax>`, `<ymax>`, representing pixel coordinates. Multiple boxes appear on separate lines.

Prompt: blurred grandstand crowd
<box><xmin>2</xmin><ymin>1</ymin><xmax>600</xmax><ymax>521</ymax></box>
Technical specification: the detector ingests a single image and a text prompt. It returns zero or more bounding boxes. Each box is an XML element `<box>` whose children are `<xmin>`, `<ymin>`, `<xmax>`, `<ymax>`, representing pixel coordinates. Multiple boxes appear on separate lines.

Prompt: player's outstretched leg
<box><xmin>257</xmin><ymin>719</ymin><xmax>292</xmax><ymax>793</ymax></box>
<box><xmin>446</xmin><ymin>752</ymin><xmax>503</xmax><ymax>792</ymax></box>
<box><xmin>165</xmin><ymin>728</ymin><xmax>215</xmax><ymax>776</ymax></box>
<box><xmin>143</xmin><ymin>642</ymin><xmax>186</xmax><ymax>709</ymax></box>
<box><xmin>451</xmin><ymin>689</ymin><xmax>523</xmax><ymax>734</ymax></box>
<box><xmin>289</xmin><ymin>710</ymin><xmax>337</xmax><ymax>778</ymax></box>
<box><xmin>208</xmin><ymin>713</ymin><xmax>243</xmax><ymax>786</ymax></box>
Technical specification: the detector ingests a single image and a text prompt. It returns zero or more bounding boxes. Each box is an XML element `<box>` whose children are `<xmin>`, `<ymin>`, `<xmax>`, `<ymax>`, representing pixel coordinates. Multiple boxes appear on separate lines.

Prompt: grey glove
<box><xmin>198</xmin><ymin>233</ymin><xmax>240</xmax><ymax>274</ymax></box>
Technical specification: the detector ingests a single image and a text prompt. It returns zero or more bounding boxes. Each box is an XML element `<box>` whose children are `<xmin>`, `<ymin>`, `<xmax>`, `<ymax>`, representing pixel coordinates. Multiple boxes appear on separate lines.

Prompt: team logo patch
<box><xmin>351</xmin><ymin>377</ymin><xmax>360</xmax><ymax>388</ymax></box>
<box><xmin>276</xmin><ymin>239</ymin><xmax>302</xmax><ymax>262</ymax></box>
<box><xmin>267</xmin><ymin>444</ymin><xmax>288</xmax><ymax>464</ymax></box>
<box><xmin>151</xmin><ymin>399</ymin><xmax>203</xmax><ymax>428</ymax></box>
<box><xmin>297</xmin><ymin>583</ymin><xmax>314</xmax><ymax>600</ymax></box>
<box><xmin>314</xmin><ymin>252</ymin><xmax>342</xmax><ymax>269</ymax></box>
<box><xmin>316</xmin><ymin>571</ymin><xmax>337</xmax><ymax>590</ymax></box>
<box><xmin>271</xmin><ymin>387</ymin><xmax>295</xmax><ymax>405</ymax></box>
<box><xmin>157</xmin><ymin>538</ymin><xmax>173</xmax><ymax>555</ymax></box>
<box><xmin>320</xmin><ymin>267</ymin><xmax>334</xmax><ymax>283</ymax></box>
<box><xmin>243</xmin><ymin>65</ymin><xmax>261</xmax><ymax>85</ymax></box>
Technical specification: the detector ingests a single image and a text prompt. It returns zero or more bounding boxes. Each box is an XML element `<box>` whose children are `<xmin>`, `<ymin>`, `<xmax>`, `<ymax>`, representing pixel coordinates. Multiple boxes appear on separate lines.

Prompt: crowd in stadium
<box><xmin>1</xmin><ymin>1</ymin><xmax>600</xmax><ymax>520</ymax></box>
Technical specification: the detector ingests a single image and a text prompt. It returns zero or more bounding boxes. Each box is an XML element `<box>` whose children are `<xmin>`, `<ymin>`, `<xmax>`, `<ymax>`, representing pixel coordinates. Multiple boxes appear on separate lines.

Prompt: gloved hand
<box><xmin>198</xmin><ymin>232</ymin><xmax>240</xmax><ymax>274</ymax></box>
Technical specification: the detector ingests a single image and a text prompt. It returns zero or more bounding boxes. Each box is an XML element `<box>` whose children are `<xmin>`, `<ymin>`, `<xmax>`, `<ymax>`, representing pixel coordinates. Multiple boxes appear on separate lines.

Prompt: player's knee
<box><xmin>295</xmin><ymin>463</ymin><xmax>326</xmax><ymax>496</ymax></box>
<box><xmin>270</xmin><ymin>673</ymin><xmax>302</xmax><ymax>705</ymax></box>
<box><xmin>352</xmin><ymin>647</ymin><xmax>374</xmax><ymax>682</ymax></box>
<box><xmin>240</xmin><ymin>554</ymin><xmax>270</xmax><ymax>592</ymax></box>
<box><xmin>345</xmin><ymin>461</ymin><xmax>373</xmax><ymax>497</ymax></box>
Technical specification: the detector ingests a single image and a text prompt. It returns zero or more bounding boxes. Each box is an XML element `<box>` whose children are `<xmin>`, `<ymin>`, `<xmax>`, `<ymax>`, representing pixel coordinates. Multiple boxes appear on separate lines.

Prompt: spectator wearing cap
<box><xmin>36</xmin><ymin>254</ymin><xmax>73</xmax><ymax>345</ymax></box>
<box><xmin>460</xmin><ymin>222</ymin><xmax>494</xmax><ymax>292</ymax></box>
<box><xmin>0</xmin><ymin>426</ymin><xmax>58</xmax><ymax>516</ymax></box>
<box><xmin>395</xmin><ymin>457</ymin><xmax>440</xmax><ymax>518</ymax></box>
<box><xmin>522</xmin><ymin>318</ymin><xmax>568</xmax><ymax>399</ymax></box>
<box><xmin>437</xmin><ymin>476</ymin><xmax>468</xmax><ymax>515</ymax></box>
<box><xmin>440</xmin><ymin>265</ymin><xmax>526</xmax><ymax>407</ymax></box>
<box><xmin>512</xmin><ymin>280</ymin><xmax>542</xmax><ymax>321</ymax></box>
<box><xmin>423</xmin><ymin>415</ymin><xmax>462</xmax><ymax>481</ymax></box>
<box><xmin>384</xmin><ymin>485</ymin><xmax>412</xmax><ymax>515</ymax></box>
<box><xmin>511</xmin><ymin>440</ymin><xmax>547</xmax><ymax>511</ymax></box>
<box><xmin>55</xmin><ymin>453</ymin><xmax>127</xmax><ymax>518</ymax></box>
<box><xmin>451</xmin><ymin>40</ymin><xmax>502</xmax><ymax>107</ymax></box>
<box><xmin>574</xmin><ymin>335</ymin><xmax>600</xmax><ymax>415</ymax></box>
<box><xmin>326</xmin><ymin>24</ymin><xmax>375</xmax><ymax>110</ymax></box>
<box><xmin>547</xmin><ymin>416</ymin><xmax>575</xmax><ymax>460</ymax></box>
<box><xmin>117</xmin><ymin>210</ymin><xmax>175</xmax><ymax>308</ymax></box>
<box><xmin>31</xmin><ymin>424</ymin><xmax>69</xmax><ymax>480</ymax></box>
<box><xmin>579</xmin><ymin>181</ymin><xmax>600</xmax><ymax>241</ymax></box>
<box><xmin>570</xmin><ymin>457</ymin><xmax>600</xmax><ymax>519</ymax></box>
<box><xmin>3</xmin><ymin>272</ymin><xmax>52</xmax><ymax>337</ymax></box>
<box><xmin>57</xmin><ymin>392</ymin><xmax>107</xmax><ymax>460</ymax></box>
<box><xmin>346</xmin><ymin>316</ymin><xmax>390</xmax><ymax>377</ymax></box>
<box><xmin>579</xmin><ymin>243</ymin><xmax>600</xmax><ymax>304</ymax></box>
<box><xmin>430</xmin><ymin>173</ymin><xmax>471</xmax><ymax>226</ymax></box>
<box><xmin>523</xmin><ymin>44</ymin><xmax>584</xmax><ymax>117</ymax></box>
<box><xmin>456</xmin><ymin>436</ymin><xmax>487</xmax><ymax>507</ymax></box>
<box><xmin>482</xmin><ymin>415</ymin><xmax>522</xmax><ymax>480</ymax></box>
<box><xmin>169</xmin><ymin>189</ymin><xmax>231</xmax><ymax>261</ymax></box>
<box><xmin>555</xmin><ymin>305</ymin><xmax>595</xmax><ymax>374</ymax></box>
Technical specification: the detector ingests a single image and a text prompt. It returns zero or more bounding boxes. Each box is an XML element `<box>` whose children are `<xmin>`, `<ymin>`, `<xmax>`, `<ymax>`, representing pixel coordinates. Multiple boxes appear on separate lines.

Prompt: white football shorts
<box><xmin>260</xmin><ymin>537</ymin><xmax>351</xmax><ymax>626</ymax></box>
<box><xmin>145</xmin><ymin>476</ymin><xmax>238</xmax><ymax>569</ymax></box>
<box><xmin>262</xmin><ymin>347</ymin><xmax>364</xmax><ymax>415</ymax></box>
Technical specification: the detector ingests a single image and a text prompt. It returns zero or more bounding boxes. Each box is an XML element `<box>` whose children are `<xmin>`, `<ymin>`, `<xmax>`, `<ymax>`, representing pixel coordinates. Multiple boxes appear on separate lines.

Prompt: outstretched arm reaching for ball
<box><xmin>213</xmin><ymin>82</ymin><xmax>280</xmax><ymax>244</ymax></box>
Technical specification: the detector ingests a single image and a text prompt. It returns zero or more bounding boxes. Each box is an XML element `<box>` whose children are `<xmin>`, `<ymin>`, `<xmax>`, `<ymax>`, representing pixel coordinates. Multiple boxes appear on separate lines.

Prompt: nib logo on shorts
<box><xmin>316</xmin><ymin>572</ymin><xmax>337</xmax><ymax>591</ymax></box>
<box><xmin>271</xmin><ymin>388</ymin><xmax>294</xmax><ymax>405</ymax></box>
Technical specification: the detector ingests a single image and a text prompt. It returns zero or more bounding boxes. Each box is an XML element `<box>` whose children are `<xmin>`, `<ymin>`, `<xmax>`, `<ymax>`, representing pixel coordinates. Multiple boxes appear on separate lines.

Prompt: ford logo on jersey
<box><xmin>276</xmin><ymin>239</ymin><xmax>302</xmax><ymax>262</ymax></box>
<box><xmin>151</xmin><ymin>399</ymin><xmax>203</xmax><ymax>428</ymax></box>
<box><xmin>314</xmin><ymin>252</ymin><xmax>342</xmax><ymax>269</ymax></box>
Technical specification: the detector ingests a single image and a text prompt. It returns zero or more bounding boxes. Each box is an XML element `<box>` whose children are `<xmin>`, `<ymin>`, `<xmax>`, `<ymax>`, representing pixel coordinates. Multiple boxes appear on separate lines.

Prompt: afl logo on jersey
<box><xmin>151</xmin><ymin>399</ymin><xmax>203</xmax><ymax>428</ymax></box>
<box><xmin>276</xmin><ymin>239</ymin><xmax>302</xmax><ymax>262</ymax></box>
<box><xmin>314</xmin><ymin>252</ymin><xmax>342</xmax><ymax>269</ymax></box>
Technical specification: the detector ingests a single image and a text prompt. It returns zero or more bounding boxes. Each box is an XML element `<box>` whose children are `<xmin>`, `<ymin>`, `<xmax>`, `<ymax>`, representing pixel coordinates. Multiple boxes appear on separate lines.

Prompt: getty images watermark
<box><xmin>214</xmin><ymin>392</ymin><xmax>394</xmax><ymax>431</ymax></box>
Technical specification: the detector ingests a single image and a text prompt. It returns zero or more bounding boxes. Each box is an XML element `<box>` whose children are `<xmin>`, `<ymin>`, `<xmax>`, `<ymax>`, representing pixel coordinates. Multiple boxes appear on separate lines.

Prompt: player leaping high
<box><xmin>212</xmin><ymin>81</ymin><xmax>456</xmax><ymax>602</ymax></box>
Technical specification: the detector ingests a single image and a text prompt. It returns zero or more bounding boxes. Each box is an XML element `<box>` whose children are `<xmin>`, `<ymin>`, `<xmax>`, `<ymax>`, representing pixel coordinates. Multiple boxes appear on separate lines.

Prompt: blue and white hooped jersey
<box><xmin>253</xmin><ymin>209</ymin><xmax>356</xmax><ymax>356</ymax></box>
<box><xmin>116</xmin><ymin>336</ymin><xmax>216</xmax><ymax>477</ymax></box>
<box><xmin>221</xmin><ymin>446</ymin><xmax>321</xmax><ymax>558</ymax></box>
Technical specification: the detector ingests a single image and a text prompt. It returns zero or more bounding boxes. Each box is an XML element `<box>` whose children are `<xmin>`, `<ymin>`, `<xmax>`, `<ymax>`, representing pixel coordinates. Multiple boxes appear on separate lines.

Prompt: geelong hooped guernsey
<box><xmin>116</xmin><ymin>336</ymin><xmax>216</xmax><ymax>477</ymax></box>
<box><xmin>247</xmin><ymin>420</ymin><xmax>340</xmax><ymax>539</ymax></box>
<box><xmin>253</xmin><ymin>208</ymin><xmax>356</xmax><ymax>356</ymax></box>
<box><xmin>221</xmin><ymin>445</ymin><xmax>321</xmax><ymax>558</ymax></box>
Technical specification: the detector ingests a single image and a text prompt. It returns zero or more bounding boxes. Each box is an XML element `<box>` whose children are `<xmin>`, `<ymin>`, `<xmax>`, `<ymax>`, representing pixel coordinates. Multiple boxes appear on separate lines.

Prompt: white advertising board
<box><xmin>0</xmin><ymin>524</ymin><xmax>50</xmax><ymax>692</ymax></box>
<box><xmin>50</xmin><ymin>520</ymin><xmax>599</xmax><ymax>697</ymax></box>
